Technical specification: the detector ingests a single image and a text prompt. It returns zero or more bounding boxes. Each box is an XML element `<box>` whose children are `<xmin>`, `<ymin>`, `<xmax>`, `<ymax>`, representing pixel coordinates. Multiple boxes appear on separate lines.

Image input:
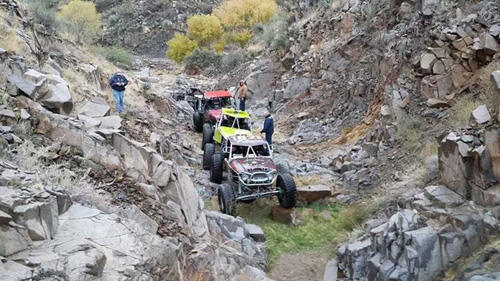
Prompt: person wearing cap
<box><xmin>261</xmin><ymin>113</ymin><xmax>274</xmax><ymax>149</ymax></box>
<box><xmin>237</xmin><ymin>80</ymin><xmax>248</xmax><ymax>111</ymax></box>
<box><xmin>109</xmin><ymin>70</ymin><xmax>129</xmax><ymax>114</ymax></box>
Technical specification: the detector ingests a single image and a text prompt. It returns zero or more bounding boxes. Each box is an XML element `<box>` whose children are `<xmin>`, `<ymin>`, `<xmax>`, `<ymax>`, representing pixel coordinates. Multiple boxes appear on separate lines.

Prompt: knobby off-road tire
<box><xmin>203</xmin><ymin>143</ymin><xmax>215</xmax><ymax>170</ymax></box>
<box><xmin>193</xmin><ymin>111</ymin><xmax>203</xmax><ymax>132</ymax></box>
<box><xmin>218</xmin><ymin>183</ymin><xmax>236</xmax><ymax>216</ymax></box>
<box><xmin>201</xmin><ymin>123</ymin><xmax>213</xmax><ymax>150</ymax></box>
<box><xmin>277</xmin><ymin>173</ymin><xmax>298</xmax><ymax>209</ymax></box>
<box><xmin>210</xmin><ymin>153</ymin><xmax>223</xmax><ymax>184</ymax></box>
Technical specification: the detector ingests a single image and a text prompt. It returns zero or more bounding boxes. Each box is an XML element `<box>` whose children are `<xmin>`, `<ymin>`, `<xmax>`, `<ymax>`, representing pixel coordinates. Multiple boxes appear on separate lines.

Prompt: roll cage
<box><xmin>227</xmin><ymin>141</ymin><xmax>276</xmax><ymax>189</ymax></box>
<box><xmin>228</xmin><ymin>142</ymin><xmax>272</xmax><ymax>160</ymax></box>
<box><xmin>194</xmin><ymin>96</ymin><xmax>235</xmax><ymax>112</ymax></box>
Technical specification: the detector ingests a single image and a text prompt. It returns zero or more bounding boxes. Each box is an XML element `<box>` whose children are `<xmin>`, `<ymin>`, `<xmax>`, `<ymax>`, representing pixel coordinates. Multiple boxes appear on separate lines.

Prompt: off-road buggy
<box><xmin>172</xmin><ymin>87</ymin><xmax>203</xmax><ymax>103</ymax></box>
<box><xmin>207</xmin><ymin>135</ymin><xmax>297</xmax><ymax>216</ymax></box>
<box><xmin>192</xmin><ymin>90</ymin><xmax>236</xmax><ymax>132</ymax></box>
<box><xmin>200</xmin><ymin>108</ymin><xmax>252</xmax><ymax>156</ymax></box>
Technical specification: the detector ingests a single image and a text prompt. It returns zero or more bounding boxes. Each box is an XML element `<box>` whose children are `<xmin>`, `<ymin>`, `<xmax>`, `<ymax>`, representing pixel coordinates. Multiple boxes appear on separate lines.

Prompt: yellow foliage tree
<box><xmin>166</xmin><ymin>33</ymin><xmax>198</xmax><ymax>63</ymax></box>
<box><xmin>187</xmin><ymin>14</ymin><xmax>223</xmax><ymax>46</ymax></box>
<box><xmin>57</xmin><ymin>0</ymin><xmax>102</xmax><ymax>42</ymax></box>
<box><xmin>214</xmin><ymin>0</ymin><xmax>278</xmax><ymax>29</ymax></box>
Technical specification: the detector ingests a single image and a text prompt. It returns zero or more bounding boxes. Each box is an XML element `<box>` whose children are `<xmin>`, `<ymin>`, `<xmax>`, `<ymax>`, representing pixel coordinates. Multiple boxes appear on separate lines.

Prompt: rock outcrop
<box><xmin>337</xmin><ymin>186</ymin><xmax>499</xmax><ymax>281</ymax></box>
<box><xmin>438</xmin><ymin>129</ymin><xmax>500</xmax><ymax>206</ymax></box>
<box><xmin>336</xmin><ymin>124</ymin><xmax>500</xmax><ymax>280</ymax></box>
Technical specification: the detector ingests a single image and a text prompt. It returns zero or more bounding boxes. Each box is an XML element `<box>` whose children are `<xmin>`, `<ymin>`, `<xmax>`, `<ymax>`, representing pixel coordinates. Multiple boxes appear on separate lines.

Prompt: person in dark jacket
<box><xmin>109</xmin><ymin>71</ymin><xmax>129</xmax><ymax>113</ymax></box>
<box><xmin>261</xmin><ymin>113</ymin><xmax>274</xmax><ymax>148</ymax></box>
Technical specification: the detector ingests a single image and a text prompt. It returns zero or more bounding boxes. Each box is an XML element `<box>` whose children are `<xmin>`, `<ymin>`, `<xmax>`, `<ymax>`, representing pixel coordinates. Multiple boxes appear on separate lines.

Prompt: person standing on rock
<box><xmin>261</xmin><ymin>113</ymin><xmax>274</xmax><ymax>149</ymax></box>
<box><xmin>237</xmin><ymin>80</ymin><xmax>248</xmax><ymax>111</ymax></box>
<box><xmin>109</xmin><ymin>71</ymin><xmax>129</xmax><ymax>114</ymax></box>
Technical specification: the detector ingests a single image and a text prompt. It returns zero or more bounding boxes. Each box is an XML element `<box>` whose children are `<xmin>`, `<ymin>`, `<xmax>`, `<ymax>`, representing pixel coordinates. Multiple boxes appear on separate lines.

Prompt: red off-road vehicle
<box><xmin>192</xmin><ymin>90</ymin><xmax>236</xmax><ymax>132</ymax></box>
<box><xmin>206</xmin><ymin>135</ymin><xmax>297</xmax><ymax>216</ymax></box>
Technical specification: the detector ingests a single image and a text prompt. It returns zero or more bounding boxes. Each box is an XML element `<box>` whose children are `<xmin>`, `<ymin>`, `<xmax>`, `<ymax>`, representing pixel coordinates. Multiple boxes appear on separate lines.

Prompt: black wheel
<box><xmin>193</xmin><ymin>111</ymin><xmax>203</xmax><ymax>132</ymax></box>
<box><xmin>201</xmin><ymin>123</ymin><xmax>213</xmax><ymax>150</ymax></box>
<box><xmin>218</xmin><ymin>183</ymin><xmax>236</xmax><ymax>216</ymax></box>
<box><xmin>210</xmin><ymin>153</ymin><xmax>223</xmax><ymax>184</ymax></box>
<box><xmin>276</xmin><ymin>174</ymin><xmax>297</xmax><ymax>209</ymax></box>
<box><xmin>203</xmin><ymin>143</ymin><xmax>214</xmax><ymax>170</ymax></box>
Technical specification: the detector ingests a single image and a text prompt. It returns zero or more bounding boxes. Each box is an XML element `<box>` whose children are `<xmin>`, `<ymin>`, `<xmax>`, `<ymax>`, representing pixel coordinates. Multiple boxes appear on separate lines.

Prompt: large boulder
<box><xmin>297</xmin><ymin>185</ymin><xmax>332</xmax><ymax>203</ymax></box>
<box><xmin>13</xmin><ymin>200</ymin><xmax>59</xmax><ymax>241</ymax></box>
<box><xmin>98</xmin><ymin>116</ymin><xmax>122</xmax><ymax>130</ymax></box>
<box><xmin>0</xmin><ymin>109</ymin><xmax>16</xmax><ymax>126</ymax></box>
<box><xmin>420</xmin><ymin>53</ymin><xmax>437</xmax><ymax>74</ymax></box>
<box><xmin>438</xmin><ymin>134</ymin><xmax>471</xmax><ymax>197</ymax></box>
<box><xmin>471</xmin><ymin>105</ymin><xmax>491</xmax><ymax>124</ymax></box>
<box><xmin>42</xmin><ymin>83</ymin><xmax>73</xmax><ymax>115</ymax></box>
<box><xmin>7</xmin><ymin>75</ymin><xmax>43</xmax><ymax>97</ymax></box>
<box><xmin>22</xmin><ymin>69</ymin><xmax>74</xmax><ymax>115</ymax></box>
<box><xmin>477</xmin><ymin>32</ymin><xmax>500</xmax><ymax>55</ymax></box>
<box><xmin>424</xmin><ymin>185</ymin><xmax>465</xmax><ymax>207</ymax></box>
<box><xmin>206</xmin><ymin>211</ymin><xmax>247</xmax><ymax>242</ymax></box>
<box><xmin>245</xmin><ymin>224</ymin><xmax>266</xmax><ymax>242</ymax></box>
<box><xmin>7</xmin><ymin>70</ymin><xmax>73</xmax><ymax>115</ymax></box>
<box><xmin>79</xmin><ymin>97</ymin><xmax>111</xmax><ymax>118</ymax></box>
<box><xmin>78</xmin><ymin>115</ymin><xmax>102</xmax><ymax>128</ymax></box>
<box><xmin>270</xmin><ymin>206</ymin><xmax>302</xmax><ymax>225</ymax></box>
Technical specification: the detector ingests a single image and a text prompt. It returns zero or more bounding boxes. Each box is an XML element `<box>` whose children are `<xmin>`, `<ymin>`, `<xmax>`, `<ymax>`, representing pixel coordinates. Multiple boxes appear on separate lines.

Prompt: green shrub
<box><xmin>339</xmin><ymin>202</ymin><xmax>377</xmax><ymax>231</ymax></box>
<box><xmin>184</xmin><ymin>49</ymin><xmax>222</xmax><ymax>70</ymax></box>
<box><xmin>234</xmin><ymin>199</ymin><xmax>345</xmax><ymax>265</ymax></box>
<box><xmin>221</xmin><ymin>50</ymin><xmax>245</xmax><ymax>72</ymax></box>
<box><xmin>91</xmin><ymin>46</ymin><xmax>133</xmax><ymax>66</ymax></box>
<box><xmin>449</xmin><ymin>96</ymin><xmax>480</xmax><ymax>127</ymax></box>
<box><xmin>27</xmin><ymin>0</ymin><xmax>59</xmax><ymax>32</ymax></box>
<box><xmin>397</xmin><ymin>116</ymin><xmax>426</xmax><ymax>149</ymax></box>
<box><xmin>258</xmin><ymin>12</ymin><xmax>290</xmax><ymax>51</ymax></box>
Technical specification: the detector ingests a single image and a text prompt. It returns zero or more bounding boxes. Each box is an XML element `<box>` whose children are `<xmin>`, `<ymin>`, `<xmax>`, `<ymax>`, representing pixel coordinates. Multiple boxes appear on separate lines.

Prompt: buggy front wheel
<box><xmin>276</xmin><ymin>174</ymin><xmax>297</xmax><ymax>209</ymax></box>
<box><xmin>218</xmin><ymin>183</ymin><xmax>236</xmax><ymax>216</ymax></box>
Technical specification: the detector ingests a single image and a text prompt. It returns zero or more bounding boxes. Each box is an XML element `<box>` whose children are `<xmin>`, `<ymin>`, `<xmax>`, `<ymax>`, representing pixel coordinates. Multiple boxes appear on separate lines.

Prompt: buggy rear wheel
<box><xmin>276</xmin><ymin>173</ymin><xmax>297</xmax><ymax>209</ymax></box>
<box><xmin>193</xmin><ymin>111</ymin><xmax>203</xmax><ymax>132</ymax></box>
<box><xmin>218</xmin><ymin>183</ymin><xmax>236</xmax><ymax>216</ymax></box>
<box><xmin>201</xmin><ymin>123</ymin><xmax>213</xmax><ymax>150</ymax></box>
<box><xmin>203</xmin><ymin>143</ymin><xmax>215</xmax><ymax>170</ymax></box>
<box><xmin>210</xmin><ymin>153</ymin><xmax>223</xmax><ymax>184</ymax></box>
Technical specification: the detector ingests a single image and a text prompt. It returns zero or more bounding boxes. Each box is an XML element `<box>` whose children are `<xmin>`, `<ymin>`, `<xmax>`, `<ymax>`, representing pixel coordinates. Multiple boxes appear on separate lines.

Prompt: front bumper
<box><xmin>238</xmin><ymin>171</ymin><xmax>277</xmax><ymax>187</ymax></box>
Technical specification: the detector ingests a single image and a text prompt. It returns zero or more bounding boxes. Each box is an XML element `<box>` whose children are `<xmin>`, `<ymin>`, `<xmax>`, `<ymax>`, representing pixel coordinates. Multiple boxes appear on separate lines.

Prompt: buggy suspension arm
<box><xmin>236</xmin><ymin>191</ymin><xmax>280</xmax><ymax>202</ymax></box>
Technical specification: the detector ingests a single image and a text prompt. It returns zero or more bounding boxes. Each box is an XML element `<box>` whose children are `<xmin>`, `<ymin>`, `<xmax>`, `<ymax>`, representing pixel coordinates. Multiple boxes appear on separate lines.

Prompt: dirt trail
<box><xmin>270</xmin><ymin>252</ymin><xmax>329</xmax><ymax>281</ymax></box>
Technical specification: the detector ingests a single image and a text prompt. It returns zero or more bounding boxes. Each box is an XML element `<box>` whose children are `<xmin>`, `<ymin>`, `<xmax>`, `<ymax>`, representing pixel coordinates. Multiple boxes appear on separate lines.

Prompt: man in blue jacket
<box><xmin>109</xmin><ymin>71</ymin><xmax>129</xmax><ymax>114</ymax></box>
<box><xmin>261</xmin><ymin>113</ymin><xmax>274</xmax><ymax>148</ymax></box>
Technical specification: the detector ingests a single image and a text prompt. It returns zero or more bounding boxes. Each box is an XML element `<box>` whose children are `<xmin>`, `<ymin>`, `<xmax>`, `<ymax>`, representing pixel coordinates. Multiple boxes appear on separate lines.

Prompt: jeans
<box><xmin>112</xmin><ymin>89</ymin><xmax>125</xmax><ymax>113</ymax></box>
<box><xmin>239</xmin><ymin>99</ymin><xmax>246</xmax><ymax>111</ymax></box>
<box><xmin>265</xmin><ymin>133</ymin><xmax>273</xmax><ymax>146</ymax></box>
